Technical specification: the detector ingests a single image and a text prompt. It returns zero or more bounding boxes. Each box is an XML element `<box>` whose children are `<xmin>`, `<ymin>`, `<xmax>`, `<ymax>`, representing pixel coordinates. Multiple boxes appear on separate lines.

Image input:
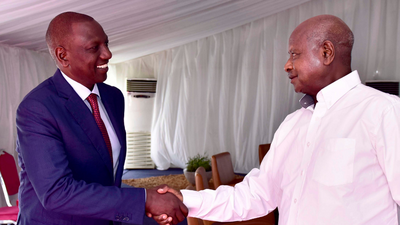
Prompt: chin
<box><xmin>95</xmin><ymin>74</ymin><xmax>107</xmax><ymax>83</ymax></box>
<box><xmin>292</xmin><ymin>85</ymin><xmax>301</xmax><ymax>93</ymax></box>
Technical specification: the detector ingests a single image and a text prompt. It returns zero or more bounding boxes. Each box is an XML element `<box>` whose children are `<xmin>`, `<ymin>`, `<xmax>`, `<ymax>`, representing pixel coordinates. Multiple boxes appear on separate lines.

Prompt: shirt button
<box><xmin>307</xmin><ymin>142</ymin><xmax>310</xmax><ymax>147</ymax></box>
<box><xmin>294</xmin><ymin>198</ymin><xmax>297</xmax><ymax>204</ymax></box>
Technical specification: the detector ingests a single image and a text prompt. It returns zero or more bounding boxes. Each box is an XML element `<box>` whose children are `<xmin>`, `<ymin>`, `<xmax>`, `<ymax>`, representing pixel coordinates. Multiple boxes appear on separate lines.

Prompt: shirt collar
<box><xmin>61</xmin><ymin>71</ymin><xmax>100</xmax><ymax>101</ymax></box>
<box><xmin>300</xmin><ymin>70</ymin><xmax>361</xmax><ymax>109</ymax></box>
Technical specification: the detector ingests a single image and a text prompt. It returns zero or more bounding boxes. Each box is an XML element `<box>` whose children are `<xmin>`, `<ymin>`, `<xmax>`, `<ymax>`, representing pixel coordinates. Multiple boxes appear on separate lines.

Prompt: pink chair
<box><xmin>0</xmin><ymin>150</ymin><xmax>20</xmax><ymax>224</ymax></box>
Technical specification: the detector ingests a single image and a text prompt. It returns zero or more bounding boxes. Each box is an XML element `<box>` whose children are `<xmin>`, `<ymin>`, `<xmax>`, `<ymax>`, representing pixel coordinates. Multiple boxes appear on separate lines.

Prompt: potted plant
<box><xmin>184</xmin><ymin>153</ymin><xmax>212</xmax><ymax>185</ymax></box>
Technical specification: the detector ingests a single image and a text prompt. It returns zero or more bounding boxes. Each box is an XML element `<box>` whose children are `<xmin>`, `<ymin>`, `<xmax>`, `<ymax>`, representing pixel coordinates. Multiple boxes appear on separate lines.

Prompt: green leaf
<box><xmin>185</xmin><ymin>153</ymin><xmax>211</xmax><ymax>172</ymax></box>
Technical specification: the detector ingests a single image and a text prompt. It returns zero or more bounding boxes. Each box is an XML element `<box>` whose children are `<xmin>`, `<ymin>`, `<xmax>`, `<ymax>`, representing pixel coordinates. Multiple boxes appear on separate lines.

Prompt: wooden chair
<box><xmin>187</xmin><ymin>167</ymin><xmax>213</xmax><ymax>225</ymax></box>
<box><xmin>210</xmin><ymin>152</ymin><xmax>275</xmax><ymax>225</ymax></box>
<box><xmin>258</xmin><ymin>143</ymin><xmax>271</xmax><ymax>165</ymax></box>
<box><xmin>211</xmin><ymin>152</ymin><xmax>244</xmax><ymax>189</ymax></box>
<box><xmin>186</xmin><ymin>167</ymin><xmax>212</xmax><ymax>225</ymax></box>
<box><xmin>195</xmin><ymin>166</ymin><xmax>210</xmax><ymax>191</ymax></box>
<box><xmin>0</xmin><ymin>150</ymin><xmax>19</xmax><ymax>224</ymax></box>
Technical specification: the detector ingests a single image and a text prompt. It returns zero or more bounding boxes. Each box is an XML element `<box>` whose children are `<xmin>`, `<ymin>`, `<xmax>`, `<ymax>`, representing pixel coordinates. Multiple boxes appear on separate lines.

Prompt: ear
<box><xmin>55</xmin><ymin>46</ymin><xmax>69</xmax><ymax>68</ymax></box>
<box><xmin>322</xmin><ymin>41</ymin><xmax>335</xmax><ymax>65</ymax></box>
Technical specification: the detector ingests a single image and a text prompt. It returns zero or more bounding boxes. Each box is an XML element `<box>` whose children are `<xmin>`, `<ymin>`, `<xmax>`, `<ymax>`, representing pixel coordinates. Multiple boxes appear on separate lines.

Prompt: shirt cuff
<box><xmin>181</xmin><ymin>189</ymin><xmax>203</xmax><ymax>210</ymax></box>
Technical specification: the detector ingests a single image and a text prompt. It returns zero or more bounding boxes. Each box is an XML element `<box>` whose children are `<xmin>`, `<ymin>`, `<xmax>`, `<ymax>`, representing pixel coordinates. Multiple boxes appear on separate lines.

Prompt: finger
<box><xmin>170</xmin><ymin>215</ymin><xmax>179</xmax><ymax>225</ymax></box>
<box><xmin>167</xmin><ymin>216</ymin><xmax>173</xmax><ymax>223</ymax></box>
<box><xmin>179</xmin><ymin>202</ymin><xmax>188</xmax><ymax>217</ymax></box>
<box><xmin>169</xmin><ymin>189</ymin><xmax>183</xmax><ymax>202</ymax></box>
<box><xmin>153</xmin><ymin>214</ymin><xmax>167</xmax><ymax>220</ymax></box>
<box><xmin>175</xmin><ymin>210</ymin><xmax>185</xmax><ymax>223</ymax></box>
<box><xmin>155</xmin><ymin>219</ymin><xmax>170</xmax><ymax>225</ymax></box>
<box><xmin>152</xmin><ymin>215</ymin><xmax>171</xmax><ymax>225</ymax></box>
<box><xmin>157</xmin><ymin>184</ymin><xmax>170</xmax><ymax>194</ymax></box>
<box><xmin>160</xmin><ymin>217</ymin><xmax>172</xmax><ymax>225</ymax></box>
<box><xmin>154</xmin><ymin>217</ymin><xmax>171</xmax><ymax>225</ymax></box>
<box><xmin>161</xmin><ymin>188</ymin><xmax>183</xmax><ymax>202</ymax></box>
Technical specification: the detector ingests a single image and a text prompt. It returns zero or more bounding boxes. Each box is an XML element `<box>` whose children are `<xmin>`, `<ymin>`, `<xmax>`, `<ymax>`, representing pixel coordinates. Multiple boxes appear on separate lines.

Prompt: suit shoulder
<box><xmin>24</xmin><ymin>76</ymin><xmax>55</xmax><ymax>97</ymax></box>
<box><xmin>18</xmin><ymin>76</ymin><xmax>56</xmax><ymax>108</ymax></box>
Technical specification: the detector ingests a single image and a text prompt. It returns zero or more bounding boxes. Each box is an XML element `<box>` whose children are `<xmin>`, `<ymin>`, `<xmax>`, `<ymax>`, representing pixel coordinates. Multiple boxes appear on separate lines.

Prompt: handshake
<box><xmin>145</xmin><ymin>185</ymin><xmax>187</xmax><ymax>225</ymax></box>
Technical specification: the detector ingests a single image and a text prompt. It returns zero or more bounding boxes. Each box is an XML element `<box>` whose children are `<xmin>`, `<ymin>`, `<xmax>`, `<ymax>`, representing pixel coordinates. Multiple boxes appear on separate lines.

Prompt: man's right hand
<box><xmin>156</xmin><ymin>185</ymin><xmax>183</xmax><ymax>201</ymax></box>
<box><xmin>145</xmin><ymin>185</ymin><xmax>188</xmax><ymax>225</ymax></box>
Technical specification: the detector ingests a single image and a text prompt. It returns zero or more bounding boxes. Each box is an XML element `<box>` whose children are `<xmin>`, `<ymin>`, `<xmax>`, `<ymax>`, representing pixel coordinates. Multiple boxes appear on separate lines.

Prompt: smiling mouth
<box><xmin>97</xmin><ymin>64</ymin><xmax>108</xmax><ymax>69</ymax></box>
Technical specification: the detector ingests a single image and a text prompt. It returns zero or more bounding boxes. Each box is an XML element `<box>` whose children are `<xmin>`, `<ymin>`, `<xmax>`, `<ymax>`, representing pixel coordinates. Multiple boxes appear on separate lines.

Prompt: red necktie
<box><xmin>87</xmin><ymin>94</ymin><xmax>113</xmax><ymax>163</ymax></box>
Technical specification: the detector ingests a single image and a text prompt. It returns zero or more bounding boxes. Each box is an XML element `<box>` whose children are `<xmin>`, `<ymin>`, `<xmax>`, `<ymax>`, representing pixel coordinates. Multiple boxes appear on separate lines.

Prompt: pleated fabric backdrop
<box><xmin>108</xmin><ymin>0</ymin><xmax>400</xmax><ymax>173</ymax></box>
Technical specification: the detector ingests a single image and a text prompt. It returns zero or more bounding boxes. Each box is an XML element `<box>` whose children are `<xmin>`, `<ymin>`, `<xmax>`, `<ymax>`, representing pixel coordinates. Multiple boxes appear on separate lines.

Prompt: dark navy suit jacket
<box><xmin>16</xmin><ymin>69</ymin><xmax>145</xmax><ymax>224</ymax></box>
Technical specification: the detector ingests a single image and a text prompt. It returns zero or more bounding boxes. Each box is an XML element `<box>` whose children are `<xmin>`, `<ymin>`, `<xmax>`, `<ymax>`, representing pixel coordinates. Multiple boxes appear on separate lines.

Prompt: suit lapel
<box><xmin>98</xmin><ymin>83</ymin><xmax>126</xmax><ymax>186</ymax></box>
<box><xmin>98</xmin><ymin>86</ymin><xmax>124</xmax><ymax>151</ymax></box>
<box><xmin>53</xmin><ymin>70</ymin><xmax>114</xmax><ymax>176</ymax></box>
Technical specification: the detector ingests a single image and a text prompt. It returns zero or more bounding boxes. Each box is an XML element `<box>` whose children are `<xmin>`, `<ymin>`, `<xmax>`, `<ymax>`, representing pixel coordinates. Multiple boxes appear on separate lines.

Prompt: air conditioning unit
<box><xmin>125</xmin><ymin>132</ymin><xmax>154</xmax><ymax>169</ymax></box>
<box><xmin>124</xmin><ymin>79</ymin><xmax>156</xmax><ymax>169</ymax></box>
<box><xmin>366</xmin><ymin>80</ymin><xmax>399</xmax><ymax>96</ymax></box>
<box><xmin>127</xmin><ymin>79</ymin><xmax>157</xmax><ymax>94</ymax></box>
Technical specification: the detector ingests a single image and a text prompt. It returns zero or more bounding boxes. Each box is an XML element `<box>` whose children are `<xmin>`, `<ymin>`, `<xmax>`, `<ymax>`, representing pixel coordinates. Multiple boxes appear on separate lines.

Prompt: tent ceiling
<box><xmin>0</xmin><ymin>0</ymin><xmax>309</xmax><ymax>63</ymax></box>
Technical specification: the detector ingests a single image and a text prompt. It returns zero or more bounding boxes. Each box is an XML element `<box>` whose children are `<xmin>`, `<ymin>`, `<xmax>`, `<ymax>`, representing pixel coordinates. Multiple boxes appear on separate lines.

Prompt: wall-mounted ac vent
<box><xmin>124</xmin><ymin>132</ymin><xmax>154</xmax><ymax>169</ymax></box>
<box><xmin>127</xmin><ymin>79</ymin><xmax>157</xmax><ymax>93</ymax></box>
<box><xmin>366</xmin><ymin>80</ymin><xmax>399</xmax><ymax>96</ymax></box>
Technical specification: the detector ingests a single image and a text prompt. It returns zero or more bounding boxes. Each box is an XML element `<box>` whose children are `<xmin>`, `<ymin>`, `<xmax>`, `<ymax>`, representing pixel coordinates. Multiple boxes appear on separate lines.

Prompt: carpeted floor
<box><xmin>122</xmin><ymin>173</ymin><xmax>245</xmax><ymax>190</ymax></box>
<box><xmin>123</xmin><ymin>174</ymin><xmax>191</xmax><ymax>190</ymax></box>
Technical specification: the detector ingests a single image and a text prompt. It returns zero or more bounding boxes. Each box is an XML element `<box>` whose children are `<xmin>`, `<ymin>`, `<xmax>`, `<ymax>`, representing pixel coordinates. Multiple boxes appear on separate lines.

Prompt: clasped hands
<box><xmin>145</xmin><ymin>185</ymin><xmax>185</xmax><ymax>225</ymax></box>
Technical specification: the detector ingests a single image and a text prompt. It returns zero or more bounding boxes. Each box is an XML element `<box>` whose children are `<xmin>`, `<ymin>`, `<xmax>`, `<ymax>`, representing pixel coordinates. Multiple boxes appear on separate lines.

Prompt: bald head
<box><xmin>291</xmin><ymin>14</ymin><xmax>354</xmax><ymax>67</ymax></box>
<box><xmin>284</xmin><ymin>15</ymin><xmax>355</xmax><ymax>98</ymax></box>
<box><xmin>46</xmin><ymin>12</ymin><xmax>95</xmax><ymax>60</ymax></box>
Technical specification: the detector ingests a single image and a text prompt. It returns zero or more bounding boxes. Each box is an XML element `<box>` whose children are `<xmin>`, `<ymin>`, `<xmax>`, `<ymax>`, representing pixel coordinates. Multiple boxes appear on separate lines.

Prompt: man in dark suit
<box><xmin>15</xmin><ymin>12</ymin><xmax>186</xmax><ymax>225</ymax></box>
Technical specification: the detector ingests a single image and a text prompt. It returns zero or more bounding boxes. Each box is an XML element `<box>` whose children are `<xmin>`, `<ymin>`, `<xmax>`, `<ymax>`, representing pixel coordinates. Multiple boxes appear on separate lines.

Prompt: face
<box><xmin>62</xmin><ymin>20</ymin><xmax>112</xmax><ymax>90</ymax></box>
<box><xmin>284</xmin><ymin>28</ymin><xmax>325</xmax><ymax>97</ymax></box>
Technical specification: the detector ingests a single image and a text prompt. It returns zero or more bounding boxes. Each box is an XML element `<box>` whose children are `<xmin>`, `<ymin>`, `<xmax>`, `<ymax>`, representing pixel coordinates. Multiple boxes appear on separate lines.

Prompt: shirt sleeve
<box><xmin>181</xmin><ymin>153</ymin><xmax>279</xmax><ymax>222</ymax></box>
<box><xmin>375</xmin><ymin>99</ymin><xmax>400</xmax><ymax>206</ymax></box>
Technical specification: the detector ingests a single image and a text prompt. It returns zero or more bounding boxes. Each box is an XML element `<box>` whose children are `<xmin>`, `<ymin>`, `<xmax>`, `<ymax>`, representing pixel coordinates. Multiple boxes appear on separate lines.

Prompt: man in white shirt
<box><xmin>153</xmin><ymin>14</ymin><xmax>400</xmax><ymax>225</ymax></box>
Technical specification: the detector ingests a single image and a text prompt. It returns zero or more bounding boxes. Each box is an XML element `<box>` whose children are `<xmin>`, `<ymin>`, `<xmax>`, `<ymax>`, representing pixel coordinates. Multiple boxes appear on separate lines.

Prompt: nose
<box><xmin>284</xmin><ymin>58</ymin><xmax>292</xmax><ymax>72</ymax></box>
<box><xmin>101</xmin><ymin>44</ymin><xmax>112</xmax><ymax>60</ymax></box>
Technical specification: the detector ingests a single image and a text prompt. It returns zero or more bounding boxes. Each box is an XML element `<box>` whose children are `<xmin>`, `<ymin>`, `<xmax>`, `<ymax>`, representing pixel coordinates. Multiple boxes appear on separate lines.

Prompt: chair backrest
<box><xmin>211</xmin><ymin>152</ymin><xmax>236</xmax><ymax>188</ymax></box>
<box><xmin>209</xmin><ymin>151</ymin><xmax>277</xmax><ymax>225</ymax></box>
<box><xmin>0</xmin><ymin>150</ymin><xmax>20</xmax><ymax>207</ymax></box>
<box><xmin>258</xmin><ymin>144</ymin><xmax>271</xmax><ymax>165</ymax></box>
<box><xmin>195</xmin><ymin>166</ymin><xmax>209</xmax><ymax>191</ymax></box>
<box><xmin>192</xmin><ymin>167</ymin><xmax>213</xmax><ymax>225</ymax></box>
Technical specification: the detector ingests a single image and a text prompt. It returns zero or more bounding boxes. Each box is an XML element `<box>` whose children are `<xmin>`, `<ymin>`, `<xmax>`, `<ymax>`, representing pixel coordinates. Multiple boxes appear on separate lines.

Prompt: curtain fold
<box><xmin>0</xmin><ymin>44</ymin><xmax>55</xmax><ymax>207</ymax></box>
<box><xmin>0</xmin><ymin>44</ymin><xmax>55</xmax><ymax>157</ymax></box>
<box><xmin>111</xmin><ymin>0</ymin><xmax>400</xmax><ymax>173</ymax></box>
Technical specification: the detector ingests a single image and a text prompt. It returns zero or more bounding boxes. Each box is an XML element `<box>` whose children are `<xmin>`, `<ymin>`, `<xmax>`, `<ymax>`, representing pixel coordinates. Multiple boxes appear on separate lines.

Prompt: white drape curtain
<box><xmin>0</xmin><ymin>44</ymin><xmax>55</xmax><ymax>157</ymax></box>
<box><xmin>0</xmin><ymin>44</ymin><xmax>55</xmax><ymax>207</ymax></box>
<box><xmin>109</xmin><ymin>0</ymin><xmax>400</xmax><ymax>174</ymax></box>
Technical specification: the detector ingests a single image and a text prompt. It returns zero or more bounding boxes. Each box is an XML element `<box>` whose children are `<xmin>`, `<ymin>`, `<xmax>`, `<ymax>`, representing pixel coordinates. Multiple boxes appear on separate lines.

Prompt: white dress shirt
<box><xmin>182</xmin><ymin>70</ymin><xmax>400</xmax><ymax>225</ymax></box>
<box><xmin>61</xmin><ymin>72</ymin><xmax>121</xmax><ymax>178</ymax></box>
